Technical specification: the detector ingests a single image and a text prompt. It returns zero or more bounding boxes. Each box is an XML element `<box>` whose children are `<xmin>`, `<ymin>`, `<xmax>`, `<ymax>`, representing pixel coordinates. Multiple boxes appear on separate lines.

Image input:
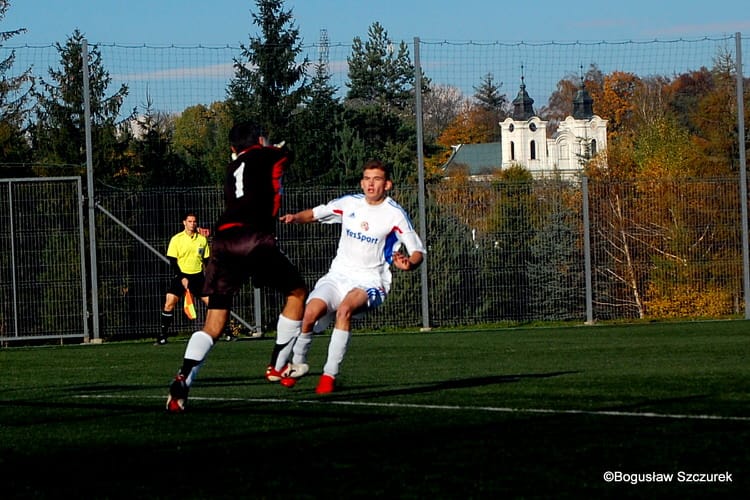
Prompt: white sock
<box><xmin>274</xmin><ymin>314</ymin><xmax>301</xmax><ymax>370</ymax></box>
<box><xmin>184</xmin><ymin>330</ymin><xmax>214</xmax><ymax>386</ymax></box>
<box><xmin>292</xmin><ymin>332</ymin><xmax>313</xmax><ymax>364</ymax></box>
<box><xmin>323</xmin><ymin>328</ymin><xmax>351</xmax><ymax>377</ymax></box>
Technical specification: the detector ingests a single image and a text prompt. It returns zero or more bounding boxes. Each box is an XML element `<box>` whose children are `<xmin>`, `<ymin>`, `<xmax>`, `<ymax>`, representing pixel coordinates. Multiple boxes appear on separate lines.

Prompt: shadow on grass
<box><xmin>0</xmin><ymin>371</ymin><xmax>579</xmax><ymax>423</ymax></box>
<box><xmin>322</xmin><ymin>370</ymin><xmax>580</xmax><ymax>400</ymax></box>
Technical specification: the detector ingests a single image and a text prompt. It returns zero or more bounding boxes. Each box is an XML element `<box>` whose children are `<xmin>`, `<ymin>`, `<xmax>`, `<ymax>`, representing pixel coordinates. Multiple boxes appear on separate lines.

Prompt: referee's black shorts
<box><xmin>167</xmin><ymin>272</ymin><xmax>205</xmax><ymax>298</ymax></box>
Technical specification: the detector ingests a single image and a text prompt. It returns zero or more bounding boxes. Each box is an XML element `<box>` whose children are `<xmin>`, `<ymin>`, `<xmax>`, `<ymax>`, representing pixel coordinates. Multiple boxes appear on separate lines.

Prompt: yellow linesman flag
<box><xmin>183</xmin><ymin>289</ymin><xmax>197</xmax><ymax>320</ymax></box>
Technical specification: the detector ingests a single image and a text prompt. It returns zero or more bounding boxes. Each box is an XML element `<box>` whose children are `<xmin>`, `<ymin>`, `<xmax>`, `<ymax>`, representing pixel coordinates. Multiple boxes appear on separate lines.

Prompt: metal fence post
<box><xmin>582</xmin><ymin>176</ymin><xmax>594</xmax><ymax>324</ymax></box>
<box><xmin>414</xmin><ymin>37</ymin><xmax>431</xmax><ymax>331</ymax></box>
<box><xmin>82</xmin><ymin>39</ymin><xmax>101</xmax><ymax>341</ymax></box>
<box><xmin>735</xmin><ymin>32</ymin><xmax>749</xmax><ymax>319</ymax></box>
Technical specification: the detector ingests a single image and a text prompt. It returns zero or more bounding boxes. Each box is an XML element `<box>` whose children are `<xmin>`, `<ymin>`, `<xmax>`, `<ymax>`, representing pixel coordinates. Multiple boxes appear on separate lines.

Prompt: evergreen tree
<box><xmin>471</xmin><ymin>73</ymin><xmax>507</xmax><ymax>142</ymax></box>
<box><xmin>485</xmin><ymin>166</ymin><xmax>535</xmax><ymax>321</ymax></box>
<box><xmin>226</xmin><ymin>0</ymin><xmax>309</xmax><ymax>142</ymax></box>
<box><xmin>527</xmin><ymin>178</ymin><xmax>585</xmax><ymax>320</ymax></box>
<box><xmin>346</xmin><ymin>22</ymin><xmax>415</xmax><ymax>112</ymax></box>
<box><xmin>473</xmin><ymin>73</ymin><xmax>507</xmax><ymax>111</ymax></box>
<box><xmin>0</xmin><ymin>0</ymin><xmax>33</xmax><ymax>171</ymax></box>
<box><xmin>288</xmin><ymin>39</ymin><xmax>344</xmax><ymax>185</ymax></box>
<box><xmin>340</xmin><ymin>22</ymin><xmax>424</xmax><ymax>184</ymax></box>
<box><xmin>339</xmin><ymin>102</ymin><xmax>416</xmax><ymax>184</ymax></box>
<box><xmin>329</xmin><ymin>118</ymin><xmax>369</xmax><ymax>185</ymax></box>
<box><xmin>420</xmin><ymin>190</ymin><xmax>478</xmax><ymax>326</ymax></box>
<box><xmin>31</xmin><ymin>29</ymin><xmax>133</xmax><ymax>180</ymax></box>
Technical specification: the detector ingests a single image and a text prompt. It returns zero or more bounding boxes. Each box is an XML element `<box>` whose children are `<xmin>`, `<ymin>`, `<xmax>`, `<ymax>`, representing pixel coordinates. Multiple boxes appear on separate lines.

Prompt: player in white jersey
<box><xmin>278</xmin><ymin>160</ymin><xmax>425</xmax><ymax>393</ymax></box>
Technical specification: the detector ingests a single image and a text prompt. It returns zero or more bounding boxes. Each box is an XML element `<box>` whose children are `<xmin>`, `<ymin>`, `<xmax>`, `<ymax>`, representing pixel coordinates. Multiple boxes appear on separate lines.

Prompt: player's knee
<box><xmin>164</xmin><ymin>294</ymin><xmax>179</xmax><ymax>308</ymax></box>
<box><xmin>289</xmin><ymin>286</ymin><xmax>307</xmax><ymax>303</ymax></box>
<box><xmin>302</xmin><ymin>309</ymin><xmax>320</xmax><ymax>329</ymax></box>
<box><xmin>335</xmin><ymin>305</ymin><xmax>355</xmax><ymax>322</ymax></box>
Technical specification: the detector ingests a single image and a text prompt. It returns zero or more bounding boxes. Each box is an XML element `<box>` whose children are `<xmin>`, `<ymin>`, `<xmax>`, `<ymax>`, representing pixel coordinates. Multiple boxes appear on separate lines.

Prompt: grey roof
<box><xmin>443</xmin><ymin>142</ymin><xmax>503</xmax><ymax>176</ymax></box>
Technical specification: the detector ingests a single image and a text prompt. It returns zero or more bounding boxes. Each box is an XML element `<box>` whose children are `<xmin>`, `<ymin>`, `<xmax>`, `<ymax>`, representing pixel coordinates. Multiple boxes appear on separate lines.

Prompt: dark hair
<box><xmin>183</xmin><ymin>211</ymin><xmax>198</xmax><ymax>221</ymax></box>
<box><xmin>229</xmin><ymin>122</ymin><xmax>263</xmax><ymax>152</ymax></box>
<box><xmin>362</xmin><ymin>159</ymin><xmax>392</xmax><ymax>181</ymax></box>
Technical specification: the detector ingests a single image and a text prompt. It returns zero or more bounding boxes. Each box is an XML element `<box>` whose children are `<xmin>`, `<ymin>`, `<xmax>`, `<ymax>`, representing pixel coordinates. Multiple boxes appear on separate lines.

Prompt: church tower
<box><xmin>500</xmin><ymin>71</ymin><xmax>607</xmax><ymax>174</ymax></box>
<box><xmin>500</xmin><ymin>72</ymin><xmax>549</xmax><ymax>170</ymax></box>
<box><xmin>551</xmin><ymin>75</ymin><xmax>608</xmax><ymax>170</ymax></box>
<box><xmin>511</xmin><ymin>75</ymin><xmax>535</xmax><ymax>120</ymax></box>
<box><xmin>572</xmin><ymin>75</ymin><xmax>594</xmax><ymax>119</ymax></box>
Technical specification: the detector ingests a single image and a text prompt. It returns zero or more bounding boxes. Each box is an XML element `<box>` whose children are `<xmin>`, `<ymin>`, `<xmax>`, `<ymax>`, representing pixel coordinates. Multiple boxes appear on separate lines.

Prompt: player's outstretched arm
<box><xmin>279</xmin><ymin>208</ymin><xmax>316</xmax><ymax>224</ymax></box>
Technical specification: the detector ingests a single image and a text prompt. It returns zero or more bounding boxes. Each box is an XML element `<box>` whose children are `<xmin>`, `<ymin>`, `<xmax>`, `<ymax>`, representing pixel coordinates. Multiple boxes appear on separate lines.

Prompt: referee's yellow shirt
<box><xmin>166</xmin><ymin>231</ymin><xmax>210</xmax><ymax>274</ymax></box>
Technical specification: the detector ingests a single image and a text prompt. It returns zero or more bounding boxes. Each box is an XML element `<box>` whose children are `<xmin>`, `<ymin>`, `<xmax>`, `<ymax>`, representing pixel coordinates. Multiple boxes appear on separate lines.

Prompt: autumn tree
<box><xmin>666</xmin><ymin>67</ymin><xmax>713</xmax><ymax>134</ymax></box>
<box><xmin>172</xmin><ymin>101</ymin><xmax>233</xmax><ymax>185</ymax></box>
<box><xmin>684</xmin><ymin>50</ymin><xmax>743</xmax><ymax>173</ymax></box>
<box><xmin>633</xmin><ymin>115</ymin><xmax>705</xmax><ymax>178</ymax></box>
<box><xmin>665</xmin><ymin>59</ymin><xmax>743</xmax><ymax>174</ymax></box>
<box><xmin>424</xmin><ymin>72</ymin><xmax>512</xmax><ymax>173</ymax></box>
<box><xmin>629</xmin><ymin>59</ymin><xmax>741</xmax><ymax>317</ymax></box>
<box><xmin>431</xmin><ymin>167</ymin><xmax>496</xmax><ymax>235</ymax></box>
<box><xmin>426</xmin><ymin>103</ymin><xmax>497</xmax><ymax>173</ymax></box>
<box><xmin>538</xmin><ymin>77</ymin><xmax>577</xmax><ymax>136</ymax></box>
<box><xmin>630</xmin><ymin>75</ymin><xmax>671</xmax><ymax>129</ymax></box>
<box><xmin>227</xmin><ymin>0</ymin><xmax>308</xmax><ymax>141</ymax></box>
<box><xmin>421</xmin><ymin>84</ymin><xmax>465</xmax><ymax>143</ymax></box>
<box><xmin>582</xmin><ymin>59</ymin><xmax>740</xmax><ymax>319</ymax></box>
<box><xmin>124</xmin><ymin>102</ymin><xmax>215</xmax><ymax>188</ymax></box>
<box><xmin>590</xmin><ymin>70</ymin><xmax>641</xmax><ymax>142</ymax></box>
<box><xmin>539</xmin><ymin>64</ymin><xmax>603</xmax><ymax>136</ymax></box>
<box><xmin>577</xmin><ymin>70</ymin><xmax>643</xmax><ymax>319</ymax></box>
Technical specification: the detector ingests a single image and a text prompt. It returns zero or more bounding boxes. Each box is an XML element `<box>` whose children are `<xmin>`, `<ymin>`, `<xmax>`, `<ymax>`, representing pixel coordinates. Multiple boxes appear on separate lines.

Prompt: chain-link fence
<box><xmin>0</xmin><ymin>175</ymin><xmax>746</xmax><ymax>343</ymax></box>
<box><xmin>6</xmin><ymin>35</ymin><xmax>745</xmax><ymax>122</ymax></box>
<box><xmin>86</xmin><ymin>175</ymin><xmax>743</xmax><ymax>342</ymax></box>
<box><xmin>1</xmin><ymin>33</ymin><xmax>748</xmax><ymax>342</ymax></box>
<box><xmin>0</xmin><ymin>178</ymin><xmax>87</xmax><ymax>343</ymax></box>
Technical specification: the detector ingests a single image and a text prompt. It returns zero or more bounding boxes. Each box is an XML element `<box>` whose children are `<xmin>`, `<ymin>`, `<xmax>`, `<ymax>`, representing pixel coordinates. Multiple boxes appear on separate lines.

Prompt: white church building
<box><xmin>443</xmin><ymin>77</ymin><xmax>608</xmax><ymax>177</ymax></box>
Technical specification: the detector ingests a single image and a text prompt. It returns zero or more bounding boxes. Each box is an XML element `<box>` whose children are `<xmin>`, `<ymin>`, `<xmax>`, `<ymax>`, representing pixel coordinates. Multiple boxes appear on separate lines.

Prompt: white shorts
<box><xmin>308</xmin><ymin>270</ymin><xmax>387</xmax><ymax>318</ymax></box>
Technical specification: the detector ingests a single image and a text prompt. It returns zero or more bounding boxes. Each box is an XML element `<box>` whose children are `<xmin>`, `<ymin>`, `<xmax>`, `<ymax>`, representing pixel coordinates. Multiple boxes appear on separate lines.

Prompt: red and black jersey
<box><xmin>216</xmin><ymin>144</ymin><xmax>289</xmax><ymax>234</ymax></box>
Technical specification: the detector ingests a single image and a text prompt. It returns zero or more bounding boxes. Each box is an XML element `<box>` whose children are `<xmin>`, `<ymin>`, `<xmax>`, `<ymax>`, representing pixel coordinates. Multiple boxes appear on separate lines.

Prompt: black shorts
<box><xmin>202</xmin><ymin>227</ymin><xmax>305</xmax><ymax>299</ymax></box>
<box><xmin>167</xmin><ymin>272</ymin><xmax>206</xmax><ymax>298</ymax></box>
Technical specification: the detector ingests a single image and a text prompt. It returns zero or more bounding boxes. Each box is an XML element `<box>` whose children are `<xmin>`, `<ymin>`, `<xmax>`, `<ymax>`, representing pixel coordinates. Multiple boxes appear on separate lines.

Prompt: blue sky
<box><xmin>4</xmin><ymin>0</ymin><xmax>750</xmax><ymax>46</ymax></box>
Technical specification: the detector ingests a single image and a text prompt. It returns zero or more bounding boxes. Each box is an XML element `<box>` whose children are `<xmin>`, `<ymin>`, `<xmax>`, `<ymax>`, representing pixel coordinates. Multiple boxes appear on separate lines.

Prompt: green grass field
<box><xmin>1</xmin><ymin>321</ymin><xmax>749</xmax><ymax>499</ymax></box>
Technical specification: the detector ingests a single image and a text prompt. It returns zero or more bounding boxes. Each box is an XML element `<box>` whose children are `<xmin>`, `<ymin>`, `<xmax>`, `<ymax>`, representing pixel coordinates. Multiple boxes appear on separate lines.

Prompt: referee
<box><xmin>156</xmin><ymin>212</ymin><xmax>210</xmax><ymax>345</ymax></box>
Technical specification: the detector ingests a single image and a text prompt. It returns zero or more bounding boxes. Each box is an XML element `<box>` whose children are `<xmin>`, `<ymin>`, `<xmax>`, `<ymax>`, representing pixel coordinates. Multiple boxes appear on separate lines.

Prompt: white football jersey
<box><xmin>312</xmin><ymin>194</ymin><xmax>425</xmax><ymax>292</ymax></box>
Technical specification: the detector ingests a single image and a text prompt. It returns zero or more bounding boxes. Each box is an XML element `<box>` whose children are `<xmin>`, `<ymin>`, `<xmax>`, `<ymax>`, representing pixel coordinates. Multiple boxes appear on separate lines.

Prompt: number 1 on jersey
<box><xmin>233</xmin><ymin>163</ymin><xmax>245</xmax><ymax>198</ymax></box>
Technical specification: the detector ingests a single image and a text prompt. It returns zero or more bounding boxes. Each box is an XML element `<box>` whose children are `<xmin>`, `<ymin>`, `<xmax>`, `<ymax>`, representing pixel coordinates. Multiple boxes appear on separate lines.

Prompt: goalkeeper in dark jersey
<box><xmin>166</xmin><ymin>122</ymin><xmax>307</xmax><ymax>412</ymax></box>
